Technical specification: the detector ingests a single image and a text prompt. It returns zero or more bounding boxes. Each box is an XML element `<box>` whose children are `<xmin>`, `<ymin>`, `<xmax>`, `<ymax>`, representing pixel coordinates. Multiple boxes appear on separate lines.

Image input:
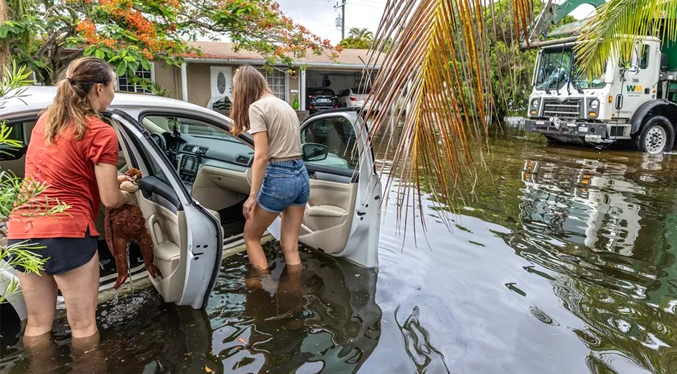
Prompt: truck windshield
<box><xmin>536</xmin><ymin>49</ymin><xmax>606</xmax><ymax>91</ymax></box>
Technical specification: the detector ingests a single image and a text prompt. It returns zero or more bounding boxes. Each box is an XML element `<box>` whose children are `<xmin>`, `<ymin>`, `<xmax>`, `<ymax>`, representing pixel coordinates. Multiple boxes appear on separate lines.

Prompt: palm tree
<box><xmin>349</xmin><ymin>27</ymin><xmax>374</xmax><ymax>42</ymax></box>
<box><xmin>361</xmin><ymin>0</ymin><xmax>677</xmax><ymax>224</ymax></box>
<box><xmin>576</xmin><ymin>0</ymin><xmax>677</xmax><ymax>78</ymax></box>
<box><xmin>0</xmin><ymin>0</ymin><xmax>33</xmax><ymax>69</ymax></box>
<box><xmin>0</xmin><ymin>0</ymin><xmax>8</xmax><ymax>69</ymax></box>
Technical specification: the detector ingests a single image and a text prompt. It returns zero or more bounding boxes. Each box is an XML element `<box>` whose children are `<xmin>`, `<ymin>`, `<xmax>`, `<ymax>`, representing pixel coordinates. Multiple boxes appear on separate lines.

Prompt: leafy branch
<box><xmin>0</xmin><ymin>61</ymin><xmax>71</xmax><ymax>306</ymax></box>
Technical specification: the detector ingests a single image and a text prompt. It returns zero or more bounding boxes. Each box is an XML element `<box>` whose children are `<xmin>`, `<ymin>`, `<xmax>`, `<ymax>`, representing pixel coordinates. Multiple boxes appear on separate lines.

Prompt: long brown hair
<box><xmin>44</xmin><ymin>57</ymin><xmax>114</xmax><ymax>145</ymax></box>
<box><xmin>230</xmin><ymin>65</ymin><xmax>271</xmax><ymax>135</ymax></box>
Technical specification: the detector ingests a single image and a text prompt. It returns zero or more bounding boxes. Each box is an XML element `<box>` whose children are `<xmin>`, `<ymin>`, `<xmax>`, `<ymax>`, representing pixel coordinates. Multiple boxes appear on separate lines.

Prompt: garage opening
<box><xmin>305</xmin><ymin>70</ymin><xmax>375</xmax><ymax>113</ymax></box>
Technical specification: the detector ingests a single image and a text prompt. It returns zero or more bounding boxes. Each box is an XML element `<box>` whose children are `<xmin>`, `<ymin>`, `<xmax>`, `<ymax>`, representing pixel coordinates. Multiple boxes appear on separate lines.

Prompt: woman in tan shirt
<box><xmin>230</xmin><ymin>65</ymin><xmax>310</xmax><ymax>270</ymax></box>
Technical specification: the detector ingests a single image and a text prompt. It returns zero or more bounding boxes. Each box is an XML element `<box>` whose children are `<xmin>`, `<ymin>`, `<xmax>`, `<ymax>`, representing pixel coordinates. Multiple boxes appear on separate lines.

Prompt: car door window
<box><xmin>301</xmin><ymin>116</ymin><xmax>358</xmax><ymax>171</ymax></box>
<box><xmin>3</xmin><ymin>122</ymin><xmax>25</xmax><ymax>143</ymax></box>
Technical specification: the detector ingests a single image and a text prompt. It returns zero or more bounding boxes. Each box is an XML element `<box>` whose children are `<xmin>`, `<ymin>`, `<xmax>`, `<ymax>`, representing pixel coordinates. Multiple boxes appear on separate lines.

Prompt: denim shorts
<box><xmin>257</xmin><ymin>159</ymin><xmax>310</xmax><ymax>214</ymax></box>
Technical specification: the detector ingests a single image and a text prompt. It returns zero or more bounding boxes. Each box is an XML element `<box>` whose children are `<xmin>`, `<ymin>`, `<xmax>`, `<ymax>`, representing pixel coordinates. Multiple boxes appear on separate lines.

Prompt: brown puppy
<box><xmin>104</xmin><ymin>167</ymin><xmax>161</xmax><ymax>289</ymax></box>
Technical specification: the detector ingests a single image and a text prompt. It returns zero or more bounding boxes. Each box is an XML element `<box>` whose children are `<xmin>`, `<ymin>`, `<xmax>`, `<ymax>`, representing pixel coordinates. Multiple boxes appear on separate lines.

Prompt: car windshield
<box><xmin>145</xmin><ymin>116</ymin><xmax>238</xmax><ymax>142</ymax></box>
<box><xmin>536</xmin><ymin>48</ymin><xmax>606</xmax><ymax>91</ymax></box>
<box><xmin>311</xmin><ymin>89</ymin><xmax>334</xmax><ymax>96</ymax></box>
<box><xmin>351</xmin><ymin>87</ymin><xmax>370</xmax><ymax>95</ymax></box>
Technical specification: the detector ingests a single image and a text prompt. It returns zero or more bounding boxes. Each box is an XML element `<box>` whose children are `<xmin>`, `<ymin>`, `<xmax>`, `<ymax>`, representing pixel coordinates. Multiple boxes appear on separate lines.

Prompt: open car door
<box><xmin>269</xmin><ymin>109</ymin><xmax>382</xmax><ymax>268</ymax></box>
<box><xmin>110</xmin><ymin>110</ymin><xmax>223</xmax><ymax>309</ymax></box>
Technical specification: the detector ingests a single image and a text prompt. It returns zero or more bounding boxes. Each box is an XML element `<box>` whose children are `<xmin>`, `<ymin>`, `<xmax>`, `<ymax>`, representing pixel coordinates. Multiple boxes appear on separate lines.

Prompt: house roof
<box><xmin>184</xmin><ymin>42</ymin><xmax>382</xmax><ymax>69</ymax></box>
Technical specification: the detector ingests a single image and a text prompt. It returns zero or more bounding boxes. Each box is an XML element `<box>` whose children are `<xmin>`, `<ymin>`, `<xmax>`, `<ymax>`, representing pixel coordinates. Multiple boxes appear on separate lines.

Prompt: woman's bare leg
<box><xmin>279</xmin><ymin>205</ymin><xmax>305</xmax><ymax>266</ymax></box>
<box><xmin>22</xmin><ymin>331</ymin><xmax>60</xmax><ymax>373</ymax></box>
<box><xmin>71</xmin><ymin>330</ymin><xmax>107</xmax><ymax>372</ymax></box>
<box><xmin>243</xmin><ymin>204</ymin><xmax>279</xmax><ymax>270</ymax></box>
<box><xmin>17</xmin><ymin>270</ymin><xmax>58</xmax><ymax>337</ymax></box>
<box><xmin>53</xmin><ymin>252</ymin><xmax>100</xmax><ymax>339</ymax></box>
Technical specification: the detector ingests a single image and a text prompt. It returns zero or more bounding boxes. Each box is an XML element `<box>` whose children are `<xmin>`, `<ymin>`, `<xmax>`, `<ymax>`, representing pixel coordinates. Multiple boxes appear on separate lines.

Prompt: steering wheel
<box><xmin>150</xmin><ymin>133</ymin><xmax>166</xmax><ymax>153</ymax></box>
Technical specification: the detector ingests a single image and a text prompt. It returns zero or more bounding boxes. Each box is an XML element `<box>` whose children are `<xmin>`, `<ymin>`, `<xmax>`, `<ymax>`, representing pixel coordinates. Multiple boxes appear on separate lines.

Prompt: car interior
<box><xmin>1</xmin><ymin>110</ymin><xmax>363</xmax><ymax>298</ymax></box>
<box><xmin>135</xmin><ymin>113</ymin><xmax>363</xmax><ymax>256</ymax></box>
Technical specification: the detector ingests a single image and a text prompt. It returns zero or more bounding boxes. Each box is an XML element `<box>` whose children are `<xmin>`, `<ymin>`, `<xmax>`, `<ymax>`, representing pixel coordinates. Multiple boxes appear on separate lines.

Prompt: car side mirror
<box><xmin>302</xmin><ymin>143</ymin><xmax>328</xmax><ymax>162</ymax></box>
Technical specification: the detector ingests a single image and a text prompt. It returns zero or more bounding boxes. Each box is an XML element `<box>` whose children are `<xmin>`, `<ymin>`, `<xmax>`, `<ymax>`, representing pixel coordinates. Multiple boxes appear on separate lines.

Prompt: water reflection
<box><xmin>395</xmin><ymin>305</ymin><xmax>450</xmax><ymax>373</ymax></box>
<box><xmin>208</xmin><ymin>246</ymin><xmax>381</xmax><ymax>373</ymax></box>
<box><xmin>494</xmin><ymin>142</ymin><xmax>677</xmax><ymax>373</ymax></box>
<box><xmin>11</xmin><ymin>129</ymin><xmax>677</xmax><ymax>373</ymax></box>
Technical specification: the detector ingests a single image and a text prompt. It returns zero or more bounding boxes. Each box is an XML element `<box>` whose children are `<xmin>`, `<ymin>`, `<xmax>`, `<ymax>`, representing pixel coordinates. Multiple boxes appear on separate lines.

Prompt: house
<box><xmin>117</xmin><ymin>41</ymin><xmax>382</xmax><ymax>115</ymax></box>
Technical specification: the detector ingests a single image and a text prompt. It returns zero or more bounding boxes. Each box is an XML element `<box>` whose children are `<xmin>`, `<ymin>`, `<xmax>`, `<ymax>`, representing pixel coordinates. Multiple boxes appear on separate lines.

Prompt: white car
<box><xmin>337</xmin><ymin>87</ymin><xmax>383</xmax><ymax>113</ymax></box>
<box><xmin>0</xmin><ymin>86</ymin><xmax>382</xmax><ymax>331</ymax></box>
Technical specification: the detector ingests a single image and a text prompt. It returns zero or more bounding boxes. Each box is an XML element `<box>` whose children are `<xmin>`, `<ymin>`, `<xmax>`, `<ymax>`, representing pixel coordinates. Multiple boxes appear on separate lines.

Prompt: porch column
<box><xmin>300</xmin><ymin>69</ymin><xmax>307</xmax><ymax>110</ymax></box>
<box><xmin>181</xmin><ymin>63</ymin><xmax>188</xmax><ymax>102</ymax></box>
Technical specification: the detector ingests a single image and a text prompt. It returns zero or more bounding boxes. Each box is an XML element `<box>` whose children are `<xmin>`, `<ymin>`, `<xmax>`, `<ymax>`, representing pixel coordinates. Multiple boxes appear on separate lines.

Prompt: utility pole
<box><xmin>341</xmin><ymin>0</ymin><xmax>346</xmax><ymax>40</ymax></box>
<box><xmin>334</xmin><ymin>0</ymin><xmax>346</xmax><ymax>40</ymax></box>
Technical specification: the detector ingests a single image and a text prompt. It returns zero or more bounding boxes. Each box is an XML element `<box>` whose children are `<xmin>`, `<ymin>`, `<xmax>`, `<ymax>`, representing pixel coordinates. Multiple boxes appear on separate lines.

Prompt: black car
<box><xmin>307</xmin><ymin>88</ymin><xmax>337</xmax><ymax>114</ymax></box>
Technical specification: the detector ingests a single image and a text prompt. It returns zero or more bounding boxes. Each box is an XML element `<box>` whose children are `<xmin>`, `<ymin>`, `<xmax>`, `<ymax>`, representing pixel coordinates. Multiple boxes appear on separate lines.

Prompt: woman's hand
<box><xmin>119</xmin><ymin>181</ymin><xmax>139</xmax><ymax>194</ymax></box>
<box><xmin>243</xmin><ymin>196</ymin><xmax>257</xmax><ymax>220</ymax></box>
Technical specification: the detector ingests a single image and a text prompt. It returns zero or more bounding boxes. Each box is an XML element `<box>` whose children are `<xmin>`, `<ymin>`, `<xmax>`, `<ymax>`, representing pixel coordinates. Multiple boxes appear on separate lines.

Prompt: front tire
<box><xmin>635</xmin><ymin>115</ymin><xmax>674</xmax><ymax>154</ymax></box>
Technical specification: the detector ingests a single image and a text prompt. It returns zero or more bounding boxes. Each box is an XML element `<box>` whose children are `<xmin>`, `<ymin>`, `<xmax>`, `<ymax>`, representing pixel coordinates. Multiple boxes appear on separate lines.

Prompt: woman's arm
<box><xmin>95</xmin><ymin>163</ymin><xmax>133</xmax><ymax>209</ymax></box>
<box><xmin>243</xmin><ymin>132</ymin><xmax>268</xmax><ymax>219</ymax></box>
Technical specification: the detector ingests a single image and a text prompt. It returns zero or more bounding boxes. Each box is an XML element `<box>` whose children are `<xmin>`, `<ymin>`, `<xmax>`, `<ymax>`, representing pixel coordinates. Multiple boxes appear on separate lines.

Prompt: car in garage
<box><xmin>0</xmin><ymin>86</ymin><xmax>382</xmax><ymax>335</ymax></box>
<box><xmin>338</xmin><ymin>87</ymin><xmax>369</xmax><ymax>108</ymax></box>
<box><xmin>307</xmin><ymin>88</ymin><xmax>338</xmax><ymax>114</ymax></box>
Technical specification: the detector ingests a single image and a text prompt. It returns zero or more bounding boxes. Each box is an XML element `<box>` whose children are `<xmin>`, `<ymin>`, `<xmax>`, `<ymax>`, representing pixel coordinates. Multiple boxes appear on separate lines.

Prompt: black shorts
<box><xmin>5</xmin><ymin>228</ymin><xmax>98</xmax><ymax>276</ymax></box>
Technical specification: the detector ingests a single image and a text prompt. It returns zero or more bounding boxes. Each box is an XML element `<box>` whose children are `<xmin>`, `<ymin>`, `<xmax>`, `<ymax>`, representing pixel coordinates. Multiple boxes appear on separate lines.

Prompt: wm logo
<box><xmin>627</xmin><ymin>85</ymin><xmax>644</xmax><ymax>92</ymax></box>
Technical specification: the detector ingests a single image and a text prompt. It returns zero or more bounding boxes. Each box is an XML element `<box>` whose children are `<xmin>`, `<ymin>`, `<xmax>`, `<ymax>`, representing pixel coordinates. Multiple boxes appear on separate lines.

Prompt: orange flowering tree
<box><xmin>1</xmin><ymin>0</ymin><xmax>337</xmax><ymax>87</ymax></box>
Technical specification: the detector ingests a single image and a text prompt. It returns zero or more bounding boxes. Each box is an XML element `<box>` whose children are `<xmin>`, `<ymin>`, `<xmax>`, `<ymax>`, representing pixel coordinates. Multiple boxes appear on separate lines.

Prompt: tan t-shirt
<box><xmin>249</xmin><ymin>94</ymin><xmax>302</xmax><ymax>160</ymax></box>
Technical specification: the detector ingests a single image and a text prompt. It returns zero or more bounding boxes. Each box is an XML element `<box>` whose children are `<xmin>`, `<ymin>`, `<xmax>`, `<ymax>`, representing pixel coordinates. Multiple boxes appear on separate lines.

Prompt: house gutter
<box><xmin>182</xmin><ymin>57</ymin><xmax>380</xmax><ymax>70</ymax></box>
<box><xmin>180</xmin><ymin>63</ymin><xmax>188</xmax><ymax>102</ymax></box>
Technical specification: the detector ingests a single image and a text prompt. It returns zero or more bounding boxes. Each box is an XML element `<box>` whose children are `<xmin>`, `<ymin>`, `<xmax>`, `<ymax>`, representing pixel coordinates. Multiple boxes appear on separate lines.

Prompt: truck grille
<box><xmin>543</xmin><ymin>98</ymin><xmax>582</xmax><ymax>118</ymax></box>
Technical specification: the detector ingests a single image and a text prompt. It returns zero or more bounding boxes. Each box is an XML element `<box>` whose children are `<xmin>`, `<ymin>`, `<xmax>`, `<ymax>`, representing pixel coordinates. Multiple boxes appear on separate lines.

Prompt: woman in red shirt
<box><xmin>6</xmin><ymin>57</ymin><xmax>134</xmax><ymax>342</ymax></box>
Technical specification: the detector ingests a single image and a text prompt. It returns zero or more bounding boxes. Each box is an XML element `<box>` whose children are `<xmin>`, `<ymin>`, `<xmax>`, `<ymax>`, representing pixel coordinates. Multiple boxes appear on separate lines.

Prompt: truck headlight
<box><xmin>590</xmin><ymin>99</ymin><xmax>599</xmax><ymax>109</ymax></box>
<box><xmin>531</xmin><ymin>99</ymin><xmax>539</xmax><ymax>108</ymax></box>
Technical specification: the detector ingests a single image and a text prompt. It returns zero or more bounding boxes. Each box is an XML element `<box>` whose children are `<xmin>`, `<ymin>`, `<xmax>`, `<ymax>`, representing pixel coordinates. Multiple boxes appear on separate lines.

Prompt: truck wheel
<box><xmin>635</xmin><ymin>116</ymin><xmax>674</xmax><ymax>154</ymax></box>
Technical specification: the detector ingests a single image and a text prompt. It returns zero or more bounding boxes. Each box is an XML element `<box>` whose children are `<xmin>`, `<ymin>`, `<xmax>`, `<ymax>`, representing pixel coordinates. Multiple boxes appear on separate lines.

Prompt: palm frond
<box><xmin>576</xmin><ymin>0</ymin><xmax>677</xmax><ymax>78</ymax></box>
<box><xmin>360</xmin><ymin>0</ymin><xmax>532</xmax><ymax>230</ymax></box>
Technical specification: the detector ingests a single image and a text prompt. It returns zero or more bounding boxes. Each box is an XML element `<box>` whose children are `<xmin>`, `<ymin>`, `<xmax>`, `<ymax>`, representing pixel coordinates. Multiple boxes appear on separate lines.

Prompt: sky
<box><xmin>199</xmin><ymin>0</ymin><xmax>600</xmax><ymax>44</ymax></box>
<box><xmin>272</xmin><ymin>0</ymin><xmax>599</xmax><ymax>45</ymax></box>
<box><xmin>275</xmin><ymin>0</ymin><xmax>389</xmax><ymax>45</ymax></box>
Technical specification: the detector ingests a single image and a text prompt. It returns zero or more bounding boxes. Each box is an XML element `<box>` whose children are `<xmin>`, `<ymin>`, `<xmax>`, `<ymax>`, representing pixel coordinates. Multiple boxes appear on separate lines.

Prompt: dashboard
<box><xmin>154</xmin><ymin>132</ymin><xmax>255</xmax><ymax>184</ymax></box>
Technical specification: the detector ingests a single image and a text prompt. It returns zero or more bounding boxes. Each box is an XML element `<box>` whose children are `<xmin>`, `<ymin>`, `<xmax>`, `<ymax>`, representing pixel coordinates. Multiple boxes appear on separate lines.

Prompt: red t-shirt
<box><xmin>7</xmin><ymin>114</ymin><xmax>119</xmax><ymax>239</ymax></box>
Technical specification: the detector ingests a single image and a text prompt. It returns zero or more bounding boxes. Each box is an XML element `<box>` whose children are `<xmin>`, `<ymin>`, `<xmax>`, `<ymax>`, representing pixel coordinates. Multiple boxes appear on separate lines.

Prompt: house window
<box><xmin>258</xmin><ymin>68</ymin><xmax>286</xmax><ymax>101</ymax></box>
<box><xmin>117</xmin><ymin>66</ymin><xmax>153</xmax><ymax>93</ymax></box>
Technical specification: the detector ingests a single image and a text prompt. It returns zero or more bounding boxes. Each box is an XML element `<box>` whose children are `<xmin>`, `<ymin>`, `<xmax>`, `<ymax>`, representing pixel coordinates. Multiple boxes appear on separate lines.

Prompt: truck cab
<box><xmin>523</xmin><ymin>5</ymin><xmax>677</xmax><ymax>154</ymax></box>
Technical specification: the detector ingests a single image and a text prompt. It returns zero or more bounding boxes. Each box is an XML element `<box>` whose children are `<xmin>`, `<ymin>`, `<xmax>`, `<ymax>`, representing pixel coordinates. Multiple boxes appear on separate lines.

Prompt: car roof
<box><xmin>0</xmin><ymin>85</ymin><xmax>223</xmax><ymax>119</ymax></box>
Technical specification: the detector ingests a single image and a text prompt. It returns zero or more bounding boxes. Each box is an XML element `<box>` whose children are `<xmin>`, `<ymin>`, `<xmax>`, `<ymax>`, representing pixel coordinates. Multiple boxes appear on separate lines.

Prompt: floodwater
<box><xmin>4</xmin><ymin>128</ymin><xmax>677</xmax><ymax>373</ymax></box>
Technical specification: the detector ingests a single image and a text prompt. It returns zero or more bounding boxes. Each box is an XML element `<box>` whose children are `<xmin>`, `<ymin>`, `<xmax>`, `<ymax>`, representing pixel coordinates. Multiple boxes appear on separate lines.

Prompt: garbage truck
<box><xmin>522</xmin><ymin>0</ymin><xmax>677</xmax><ymax>154</ymax></box>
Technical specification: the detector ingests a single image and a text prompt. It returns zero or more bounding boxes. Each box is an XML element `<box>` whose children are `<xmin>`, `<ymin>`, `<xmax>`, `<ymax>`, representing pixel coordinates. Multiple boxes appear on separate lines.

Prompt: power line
<box><xmin>345</xmin><ymin>2</ymin><xmax>384</xmax><ymax>8</ymax></box>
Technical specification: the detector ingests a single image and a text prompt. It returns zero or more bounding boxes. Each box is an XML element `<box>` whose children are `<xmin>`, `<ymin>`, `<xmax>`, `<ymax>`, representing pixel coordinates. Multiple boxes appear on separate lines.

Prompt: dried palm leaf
<box><xmin>359</xmin><ymin>0</ymin><xmax>533</xmax><ymax>231</ymax></box>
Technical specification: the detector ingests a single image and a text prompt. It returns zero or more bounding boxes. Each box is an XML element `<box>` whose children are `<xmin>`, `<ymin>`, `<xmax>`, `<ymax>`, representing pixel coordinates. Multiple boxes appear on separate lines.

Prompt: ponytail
<box><xmin>43</xmin><ymin>57</ymin><xmax>114</xmax><ymax>145</ymax></box>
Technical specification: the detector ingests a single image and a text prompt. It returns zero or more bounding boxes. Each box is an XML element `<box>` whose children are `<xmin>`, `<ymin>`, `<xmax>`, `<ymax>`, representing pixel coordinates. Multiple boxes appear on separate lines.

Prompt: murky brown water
<box><xmin>4</xmin><ymin>128</ymin><xmax>677</xmax><ymax>373</ymax></box>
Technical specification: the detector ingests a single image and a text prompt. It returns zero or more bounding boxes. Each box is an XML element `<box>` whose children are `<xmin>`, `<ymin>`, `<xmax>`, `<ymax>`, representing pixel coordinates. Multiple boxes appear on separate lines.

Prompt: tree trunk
<box><xmin>0</xmin><ymin>0</ymin><xmax>9</xmax><ymax>69</ymax></box>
